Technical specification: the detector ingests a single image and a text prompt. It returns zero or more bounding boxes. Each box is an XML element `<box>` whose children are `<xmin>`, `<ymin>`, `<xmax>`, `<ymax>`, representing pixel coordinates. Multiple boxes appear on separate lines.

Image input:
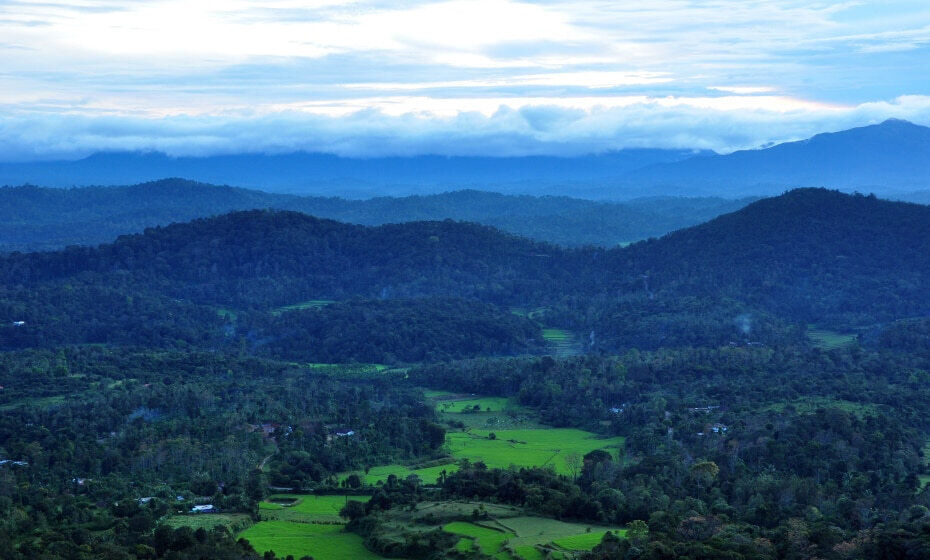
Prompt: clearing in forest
<box><xmin>345</xmin><ymin>428</ymin><xmax>623</xmax><ymax>485</ymax></box>
<box><xmin>806</xmin><ymin>325</ymin><xmax>857</xmax><ymax>350</ymax></box>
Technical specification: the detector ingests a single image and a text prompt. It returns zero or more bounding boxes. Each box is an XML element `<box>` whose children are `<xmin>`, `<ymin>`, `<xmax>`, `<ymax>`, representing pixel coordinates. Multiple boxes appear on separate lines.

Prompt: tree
<box><xmin>339</xmin><ymin>500</ymin><xmax>367</xmax><ymax>522</ymax></box>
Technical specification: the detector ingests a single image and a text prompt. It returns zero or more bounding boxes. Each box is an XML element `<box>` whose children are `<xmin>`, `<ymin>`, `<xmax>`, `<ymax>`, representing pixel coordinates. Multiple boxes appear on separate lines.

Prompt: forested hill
<box><xmin>0</xmin><ymin>180</ymin><xmax>754</xmax><ymax>251</ymax></box>
<box><xmin>4</xmin><ymin>188</ymin><xmax>930</xmax><ymax>331</ymax></box>
<box><xmin>0</xmin><ymin>209</ymin><xmax>604</xmax><ymax>307</ymax></box>
<box><xmin>616</xmin><ymin>188</ymin><xmax>930</xmax><ymax>325</ymax></box>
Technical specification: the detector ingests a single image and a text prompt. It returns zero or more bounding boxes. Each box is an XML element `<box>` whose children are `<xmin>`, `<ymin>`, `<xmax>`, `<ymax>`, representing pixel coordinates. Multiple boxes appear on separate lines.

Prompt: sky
<box><xmin>0</xmin><ymin>0</ymin><xmax>929</xmax><ymax>160</ymax></box>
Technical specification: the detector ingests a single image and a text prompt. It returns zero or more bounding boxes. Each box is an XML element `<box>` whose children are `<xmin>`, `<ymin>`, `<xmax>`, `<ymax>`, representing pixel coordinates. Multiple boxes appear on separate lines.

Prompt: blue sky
<box><xmin>0</xmin><ymin>0</ymin><xmax>929</xmax><ymax>159</ymax></box>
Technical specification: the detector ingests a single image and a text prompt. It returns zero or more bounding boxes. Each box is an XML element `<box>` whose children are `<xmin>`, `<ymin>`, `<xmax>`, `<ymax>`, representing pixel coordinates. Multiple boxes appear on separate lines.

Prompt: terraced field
<box><xmin>807</xmin><ymin>325</ymin><xmax>857</xmax><ymax>350</ymax></box>
<box><xmin>442</xmin><ymin>518</ymin><xmax>625</xmax><ymax>559</ymax></box>
<box><xmin>542</xmin><ymin>328</ymin><xmax>582</xmax><ymax>356</ymax></box>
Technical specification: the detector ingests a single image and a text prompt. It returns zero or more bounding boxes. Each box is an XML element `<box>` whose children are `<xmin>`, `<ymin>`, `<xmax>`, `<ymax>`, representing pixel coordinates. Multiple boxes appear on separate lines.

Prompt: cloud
<box><xmin>1</xmin><ymin>95</ymin><xmax>928</xmax><ymax>161</ymax></box>
<box><xmin>0</xmin><ymin>1</ymin><xmax>928</xmax><ymax>158</ymax></box>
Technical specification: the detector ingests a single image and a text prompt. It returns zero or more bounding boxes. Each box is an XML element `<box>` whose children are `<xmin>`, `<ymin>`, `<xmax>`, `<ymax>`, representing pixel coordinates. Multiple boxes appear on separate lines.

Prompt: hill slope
<box><xmin>617</xmin><ymin>188</ymin><xmax>930</xmax><ymax>325</ymax></box>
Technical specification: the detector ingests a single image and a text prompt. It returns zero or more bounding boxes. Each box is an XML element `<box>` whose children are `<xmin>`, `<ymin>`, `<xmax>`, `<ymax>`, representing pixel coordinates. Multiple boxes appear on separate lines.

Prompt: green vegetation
<box><xmin>447</xmin><ymin>429</ymin><xmax>623</xmax><ymax>475</ymax></box>
<box><xmin>443</xmin><ymin>521</ymin><xmax>513</xmax><ymax>559</ymax></box>
<box><xmin>552</xmin><ymin>530</ymin><xmax>622</xmax><ymax>550</ymax></box>
<box><xmin>807</xmin><ymin>325</ymin><xmax>858</xmax><ymax>349</ymax></box>
<box><xmin>162</xmin><ymin>514</ymin><xmax>252</xmax><ymax>533</ymax></box>
<box><xmin>542</xmin><ymin>328</ymin><xmax>581</xmax><ymax>356</ymax></box>
<box><xmin>240</xmin><ymin>521</ymin><xmax>385</xmax><ymax>560</ymax></box>
<box><xmin>259</xmin><ymin>494</ymin><xmax>370</xmax><ymax>522</ymax></box>
<box><xmin>274</xmin><ymin>299</ymin><xmax>336</xmax><ymax>314</ymax></box>
<box><xmin>435</xmin><ymin>396</ymin><xmax>512</xmax><ymax>413</ymax></box>
<box><xmin>762</xmin><ymin>397</ymin><xmax>881</xmax><ymax>416</ymax></box>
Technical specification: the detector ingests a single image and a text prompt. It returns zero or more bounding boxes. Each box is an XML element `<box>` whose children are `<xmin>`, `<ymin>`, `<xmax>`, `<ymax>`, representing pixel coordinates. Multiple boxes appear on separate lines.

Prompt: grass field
<box><xmin>807</xmin><ymin>326</ymin><xmax>857</xmax><ymax>350</ymax></box>
<box><xmin>919</xmin><ymin>475</ymin><xmax>930</xmax><ymax>489</ymax></box>
<box><xmin>163</xmin><ymin>513</ymin><xmax>252</xmax><ymax>533</ymax></box>
<box><xmin>447</xmin><ymin>429</ymin><xmax>623</xmax><ymax>475</ymax></box>
<box><xmin>542</xmin><ymin>328</ymin><xmax>581</xmax><ymax>356</ymax></box>
<box><xmin>259</xmin><ymin>494</ymin><xmax>369</xmax><ymax>522</ymax></box>
<box><xmin>436</xmin><ymin>396</ymin><xmax>512</xmax><ymax>413</ymax></box>
<box><xmin>240</xmin><ymin>521</ymin><xmax>385</xmax><ymax>560</ymax></box>
<box><xmin>552</xmin><ymin>530</ymin><xmax>619</xmax><ymax>550</ymax></box>
<box><xmin>345</xmin><ymin>428</ymin><xmax>623</xmax><ymax>485</ymax></box>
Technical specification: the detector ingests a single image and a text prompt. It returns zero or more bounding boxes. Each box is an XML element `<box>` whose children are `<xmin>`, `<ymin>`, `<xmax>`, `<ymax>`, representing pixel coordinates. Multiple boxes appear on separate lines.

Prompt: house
<box><xmin>138</xmin><ymin>497</ymin><xmax>155</xmax><ymax>504</ymax></box>
<box><xmin>73</xmin><ymin>478</ymin><xmax>90</xmax><ymax>486</ymax></box>
<box><xmin>191</xmin><ymin>505</ymin><xmax>218</xmax><ymax>513</ymax></box>
<box><xmin>711</xmin><ymin>423</ymin><xmax>728</xmax><ymax>434</ymax></box>
<box><xmin>0</xmin><ymin>460</ymin><xmax>28</xmax><ymax>467</ymax></box>
<box><xmin>325</xmin><ymin>426</ymin><xmax>357</xmax><ymax>442</ymax></box>
<box><xmin>687</xmin><ymin>406</ymin><xmax>720</xmax><ymax>414</ymax></box>
<box><xmin>11</xmin><ymin>321</ymin><xmax>24</xmax><ymax>327</ymax></box>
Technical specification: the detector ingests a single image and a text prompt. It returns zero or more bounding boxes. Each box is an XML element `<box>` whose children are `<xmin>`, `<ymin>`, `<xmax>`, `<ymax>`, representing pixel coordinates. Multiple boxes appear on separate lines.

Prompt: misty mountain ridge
<box><xmin>0</xmin><ymin>179</ymin><xmax>755</xmax><ymax>252</ymax></box>
<box><xmin>1</xmin><ymin>120</ymin><xmax>927</xmax><ymax>199</ymax></box>
<box><xmin>625</xmin><ymin>119</ymin><xmax>930</xmax><ymax>196</ymax></box>
<box><xmin>0</xmin><ymin>148</ymin><xmax>706</xmax><ymax>199</ymax></box>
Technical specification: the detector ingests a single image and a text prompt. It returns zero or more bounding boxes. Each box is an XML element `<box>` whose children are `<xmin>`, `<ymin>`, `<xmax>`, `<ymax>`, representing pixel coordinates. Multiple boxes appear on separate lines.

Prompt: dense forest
<box><xmin>3</xmin><ymin>187</ymin><xmax>930</xmax><ymax>559</ymax></box>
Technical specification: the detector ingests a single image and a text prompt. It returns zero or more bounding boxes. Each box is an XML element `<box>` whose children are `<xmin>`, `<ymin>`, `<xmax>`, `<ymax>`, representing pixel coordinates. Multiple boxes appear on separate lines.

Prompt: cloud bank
<box><xmin>0</xmin><ymin>1</ymin><xmax>928</xmax><ymax>159</ymax></box>
<box><xmin>3</xmin><ymin>95</ymin><xmax>929</xmax><ymax>160</ymax></box>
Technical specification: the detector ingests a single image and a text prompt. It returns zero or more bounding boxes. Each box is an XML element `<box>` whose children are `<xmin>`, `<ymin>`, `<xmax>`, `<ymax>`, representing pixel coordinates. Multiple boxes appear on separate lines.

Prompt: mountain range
<box><xmin>0</xmin><ymin>180</ymin><xmax>755</xmax><ymax>252</ymax></box>
<box><xmin>4</xmin><ymin>188</ymin><xmax>929</xmax><ymax>339</ymax></box>
<box><xmin>1</xmin><ymin>120</ymin><xmax>928</xmax><ymax>199</ymax></box>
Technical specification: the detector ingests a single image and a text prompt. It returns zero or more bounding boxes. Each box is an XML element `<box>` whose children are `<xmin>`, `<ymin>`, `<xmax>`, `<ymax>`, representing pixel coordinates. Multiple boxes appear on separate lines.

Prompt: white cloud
<box><xmin>0</xmin><ymin>1</ymin><xmax>928</xmax><ymax>158</ymax></box>
<box><xmin>1</xmin><ymin>95</ymin><xmax>928</xmax><ymax>161</ymax></box>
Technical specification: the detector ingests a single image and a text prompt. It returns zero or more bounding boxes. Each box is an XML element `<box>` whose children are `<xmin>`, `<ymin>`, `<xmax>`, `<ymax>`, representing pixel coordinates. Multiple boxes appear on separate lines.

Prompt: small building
<box><xmin>711</xmin><ymin>423</ymin><xmax>728</xmax><ymax>434</ymax></box>
<box><xmin>138</xmin><ymin>497</ymin><xmax>155</xmax><ymax>504</ymax></box>
<box><xmin>326</xmin><ymin>426</ymin><xmax>357</xmax><ymax>443</ymax></box>
<box><xmin>191</xmin><ymin>505</ymin><xmax>218</xmax><ymax>514</ymax></box>
<box><xmin>11</xmin><ymin>321</ymin><xmax>24</xmax><ymax>327</ymax></box>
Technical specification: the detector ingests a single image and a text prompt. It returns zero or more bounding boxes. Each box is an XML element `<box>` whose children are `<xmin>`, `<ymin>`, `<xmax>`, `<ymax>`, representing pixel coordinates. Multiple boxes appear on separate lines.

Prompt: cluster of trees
<box><xmin>248</xmin><ymin>298</ymin><xmax>544</xmax><ymax>364</ymax></box>
<box><xmin>0</xmin><ymin>347</ymin><xmax>451</xmax><ymax>557</ymax></box>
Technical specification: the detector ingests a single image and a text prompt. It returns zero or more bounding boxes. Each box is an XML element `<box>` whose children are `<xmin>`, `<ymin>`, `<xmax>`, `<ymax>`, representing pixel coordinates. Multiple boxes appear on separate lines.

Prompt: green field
<box><xmin>345</xmin><ymin>428</ymin><xmax>623</xmax><ymax>485</ymax></box>
<box><xmin>436</xmin><ymin>396</ymin><xmax>512</xmax><ymax>413</ymax></box>
<box><xmin>240</xmin><ymin>521</ymin><xmax>385</xmax><ymax>560</ymax></box>
<box><xmin>444</xmin><ymin>522</ymin><xmax>513</xmax><ymax>559</ymax></box>
<box><xmin>162</xmin><ymin>513</ymin><xmax>252</xmax><ymax>533</ymax></box>
<box><xmin>807</xmin><ymin>326</ymin><xmax>857</xmax><ymax>350</ymax></box>
<box><xmin>542</xmin><ymin>328</ymin><xmax>581</xmax><ymax>356</ymax></box>
<box><xmin>447</xmin><ymin>429</ymin><xmax>623</xmax><ymax>475</ymax></box>
<box><xmin>259</xmin><ymin>494</ymin><xmax>369</xmax><ymax>522</ymax></box>
<box><xmin>347</xmin><ymin>428</ymin><xmax>622</xmax><ymax>485</ymax></box>
<box><xmin>443</xmin><ymin>518</ymin><xmax>623</xmax><ymax>559</ymax></box>
<box><xmin>552</xmin><ymin>530</ymin><xmax>619</xmax><ymax>550</ymax></box>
